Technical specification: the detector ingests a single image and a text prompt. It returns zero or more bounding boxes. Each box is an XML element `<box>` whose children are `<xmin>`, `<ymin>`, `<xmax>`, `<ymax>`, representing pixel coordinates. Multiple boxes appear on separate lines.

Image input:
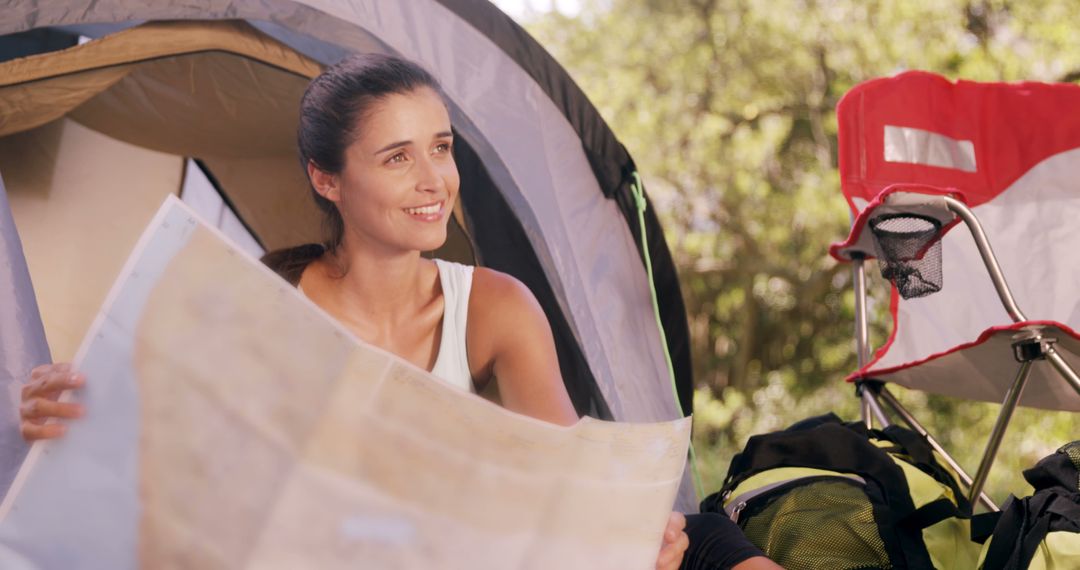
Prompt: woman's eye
<box><xmin>434</xmin><ymin>142</ymin><xmax>452</xmax><ymax>154</ymax></box>
<box><xmin>386</xmin><ymin>152</ymin><xmax>407</xmax><ymax>164</ymax></box>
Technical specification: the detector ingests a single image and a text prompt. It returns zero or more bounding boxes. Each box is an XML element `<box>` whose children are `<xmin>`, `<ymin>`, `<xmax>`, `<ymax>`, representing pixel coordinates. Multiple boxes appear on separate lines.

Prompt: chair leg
<box><xmin>852</xmin><ymin>257</ymin><xmax>877</xmax><ymax>428</ymax></box>
<box><xmin>969</xmin><ymin>358</ymin><xmax>1034</xmax><ymax>508</ymax></box>
<box><xmin>858</xmin><ymin>383</ymin><xmax>891</xmax><ymax>429</ymax></box>
<box><xmin>876</xmin><ymin>386</ymin><xmax>998</xmax><ymax>512</ymax></box>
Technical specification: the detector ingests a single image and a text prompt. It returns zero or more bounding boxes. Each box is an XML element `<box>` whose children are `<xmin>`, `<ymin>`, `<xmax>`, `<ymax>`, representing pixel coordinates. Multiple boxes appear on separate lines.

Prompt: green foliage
<box><xmin>525</xmin><ymin>0</ymin><xmax>1080</xmax><ymax>503</ymax></box>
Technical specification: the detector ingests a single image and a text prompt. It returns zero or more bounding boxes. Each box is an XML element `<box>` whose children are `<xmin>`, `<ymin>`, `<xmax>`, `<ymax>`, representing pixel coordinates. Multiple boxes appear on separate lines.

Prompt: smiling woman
<box><xmin>15</xmin><ymin>52</ymin><xmax>782</xmax><ymax>570</ymax></box>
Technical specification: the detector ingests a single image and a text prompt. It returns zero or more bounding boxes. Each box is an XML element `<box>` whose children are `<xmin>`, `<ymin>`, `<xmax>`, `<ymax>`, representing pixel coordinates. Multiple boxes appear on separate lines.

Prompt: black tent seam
<box><xmin>192</xmin><ymin>159</ymin><xmax>266</xmax><ymax>251</ymax></box>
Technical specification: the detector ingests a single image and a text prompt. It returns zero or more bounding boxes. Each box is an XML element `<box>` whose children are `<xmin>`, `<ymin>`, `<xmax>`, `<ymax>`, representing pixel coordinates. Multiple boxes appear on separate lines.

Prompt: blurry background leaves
<box><xmin>513</xmin><ymin>0</ymin><xmax>1080</xmax><ymax>503</ymax></box>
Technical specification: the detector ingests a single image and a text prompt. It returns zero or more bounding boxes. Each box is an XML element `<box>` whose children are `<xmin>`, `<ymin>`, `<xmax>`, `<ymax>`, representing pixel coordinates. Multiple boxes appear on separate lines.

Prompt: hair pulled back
<box><xmin>298</xmin><ymin>53</ymin><xmax>442</xmax><ymax>253</ymax></box>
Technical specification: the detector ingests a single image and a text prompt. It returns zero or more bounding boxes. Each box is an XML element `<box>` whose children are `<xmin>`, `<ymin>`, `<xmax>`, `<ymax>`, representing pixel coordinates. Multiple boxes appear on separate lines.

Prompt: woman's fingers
<box><xmin>656</xmin><ymin>512</ymin><xmax>689</xmax><ymax>570</ymax></box>
<box><xmin>652</xmin><ymin>535</ymin><xmax>686</xmax><ymax>570</ymax></box>
<box><xmin>20</xmin><ymin>421</ymin><xmax>67</xmax><ymax>441</ymax></box>
<box><xmin>22</xmin><ymin>367</ymin><xmax>84</xmax><ymax>401</ymax></box>
<box><xmin>655</xmin><ymin>530</ymin><xmax>690</xmax><ymax>570</ymax></box>
<box><xmin>20</xmin><ymin>398</ymin><xmax>85</xmax><ymax>422</ymax></box>
<box><xmin>655</xmin><ymin>544</ymin><xmax>677</xmax><ymax>570</ymax></box>
<box><xmin>20</xmin><ymin>364</ymin><xmax>84</xmax><ymax>442</ymax></box>
<box><xmin>30</xmin><ymin>363</ymin><xmax>69</xmax><ymax>380</ymax></box>
<box><xmin>664</xmin><ymin>511</ymin><xmax>687</xmax><ymax>540</ymax></box>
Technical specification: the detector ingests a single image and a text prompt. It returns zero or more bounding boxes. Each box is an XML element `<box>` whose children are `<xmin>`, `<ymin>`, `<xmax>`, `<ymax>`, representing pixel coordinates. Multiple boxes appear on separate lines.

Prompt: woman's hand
<box><xmin>20</xmin><ymin>363</ymin><xmax>85</xmax><ymax>441</ymax></box>
<box><xmin>656</xmin><ymin>511</ymin><xmax>689</xmax><ymax>570</ymax></box>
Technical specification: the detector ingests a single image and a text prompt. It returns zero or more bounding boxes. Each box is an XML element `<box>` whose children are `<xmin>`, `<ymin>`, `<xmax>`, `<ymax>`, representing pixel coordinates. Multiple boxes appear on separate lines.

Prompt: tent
<box><xmin>0</xmin><ymin>2</ymin><xmax>695</xmax><ymax>508</ymax></box>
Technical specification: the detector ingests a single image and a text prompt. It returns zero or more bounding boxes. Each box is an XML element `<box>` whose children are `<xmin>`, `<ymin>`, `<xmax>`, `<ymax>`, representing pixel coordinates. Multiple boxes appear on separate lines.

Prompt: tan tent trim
<box><xmin>0</xmin><ymin>67</ymin><xmax>131</xmax><ymax>138</ymax></box>
<box><xmin>0</xmin><ymin>20</ymin><xmax>322</xmax><ymax>87</ymax></box>
<box><xmin>0</xmin><ymin>20</ymin><xmax>324</xmax><ymax>140</ymax></box>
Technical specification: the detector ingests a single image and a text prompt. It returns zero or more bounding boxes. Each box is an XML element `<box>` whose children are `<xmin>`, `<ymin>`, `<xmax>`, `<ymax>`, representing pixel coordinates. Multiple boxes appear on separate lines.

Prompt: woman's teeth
<box><xmin>405</xmin><ymin>203</ymin><xmax>441</xmax><ymax>215</ymax></box>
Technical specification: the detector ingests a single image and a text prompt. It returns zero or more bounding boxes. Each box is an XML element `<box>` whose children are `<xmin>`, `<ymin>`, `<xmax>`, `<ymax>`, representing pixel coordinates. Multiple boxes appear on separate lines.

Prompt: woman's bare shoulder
<box><xmin>465</xmin><ymin>267</ymin><xmax>576</xmax><ymax>424</ymax></box>
<box><xmin>467</xmin><ymin>267</ymin><xmax>547</xmax><ymax>344</ymax></box>
<box><xmin>469</xmin><ymin>266</ymin><xmax>538</xmax><ymax>307</ymax></box>
<box><xmin>465</xmin><ymin>267</ymin><xmax>549</xmax><ymax>379</ymax></box>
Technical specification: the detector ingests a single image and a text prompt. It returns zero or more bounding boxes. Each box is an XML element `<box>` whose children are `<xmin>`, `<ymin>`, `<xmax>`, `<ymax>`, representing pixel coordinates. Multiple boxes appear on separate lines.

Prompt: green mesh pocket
<box><xmin>1060</xmin><ymin>441</ymin><xmax>1080</xmax><ymax>491</ymax></box>
<box><xmin>739</xmin><ymin>479</ymin><xmax>893</xmax><ymax>570</ymax></box>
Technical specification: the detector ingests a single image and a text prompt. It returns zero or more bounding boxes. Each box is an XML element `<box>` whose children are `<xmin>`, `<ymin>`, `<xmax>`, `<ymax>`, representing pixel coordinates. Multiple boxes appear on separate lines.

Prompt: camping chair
<box><xmin>830</xmin><ymin>71</ymin><xmax>1080</xmax><ymax>512</ymax></box>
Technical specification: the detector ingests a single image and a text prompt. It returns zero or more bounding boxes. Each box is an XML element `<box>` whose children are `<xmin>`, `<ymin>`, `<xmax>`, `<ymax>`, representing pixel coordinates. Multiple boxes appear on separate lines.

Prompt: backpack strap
<box><xmin>901</xmin><ymin>497</ymin><xmax>964</xmax><ymax>531</ymax></box>
<box><xmin>880</xmin><ymin>425</ymin><xmax>973</xmax><ymax>516</ymax></box>
<box><xmin>720</xmin><ymin>412</ymin><xmax>844</xmax><ymax>489</ymax></box>
<box><xmin>980</xmin><ymin>495</ymin><xmax>1031</xmax><ymax>570</ymax></box>
<box><xmin>1044</xmin><ymin>491</ymin><xmax>1080</xmax><ymax>533</ymax></box>
<box><xmin>981</xmin><ymin>489</ymin><xmax>1080</xmax><ymax>570</ymax></box>
<box><xmin>881</xmin><ymin>425</ymin><xmax>934</xmax><ymax>466</ymax></box>
<box><xmin>971</xmin><ymin>509</ymin><xmax>1003</xmax><ymax>544</ymax></box>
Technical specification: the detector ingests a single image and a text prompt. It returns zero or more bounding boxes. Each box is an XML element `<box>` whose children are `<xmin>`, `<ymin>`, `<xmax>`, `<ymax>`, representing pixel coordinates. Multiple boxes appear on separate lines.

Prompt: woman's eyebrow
<box><xmin>374</xmin><ymin>131</ymin><xmax>452</xmax><ymax>155</ymax></box>
<box><xmin>374</xmin><ymin>140</ymin><xmax>411</xmax><ymax>155</ymax></box>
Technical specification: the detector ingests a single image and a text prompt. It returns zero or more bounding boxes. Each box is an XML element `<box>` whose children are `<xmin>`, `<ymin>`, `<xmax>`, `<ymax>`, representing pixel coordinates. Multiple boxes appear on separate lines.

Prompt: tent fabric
<box><xmin>0</xmin><ymin>67</ymin><xmax>130</xmax><ymax>139</ymax></box>
<box><xmin>427</xmin><ymin>0</ymin><xmax>691</xmax><ymax>411</ymax></box>
<box><xmin>832</xmin><ymin>71</ymin><xmax>1080</xmax><ymax>411</ymax></box>
<box><xmin>0</xmin><ymin>118</ymin><xmax>185</xmax><ymax>363</ymax></box>
<box><xmin>0</xmin><ymin>27</ymin><xmax>78</xmax><ymax>64</ymax></box>
<box><xmin>0</xmin><ymin>172</ymin><xmax>44</xmax><ymax>497</ymax></box>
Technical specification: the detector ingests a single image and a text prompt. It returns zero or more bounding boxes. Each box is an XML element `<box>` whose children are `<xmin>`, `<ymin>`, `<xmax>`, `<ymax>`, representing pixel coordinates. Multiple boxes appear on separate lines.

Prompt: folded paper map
<box><xmin>0</xmin><ymin>196</ymin><xmax>691</xmax><ymax>569</ymax></box>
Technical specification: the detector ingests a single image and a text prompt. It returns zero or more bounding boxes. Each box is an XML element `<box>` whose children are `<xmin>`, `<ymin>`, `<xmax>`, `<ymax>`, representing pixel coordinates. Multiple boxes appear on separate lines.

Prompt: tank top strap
<box><xmin>430</xmin><ymin>259</ymin><xmax>475</xmax><ymax>392</ymax></box>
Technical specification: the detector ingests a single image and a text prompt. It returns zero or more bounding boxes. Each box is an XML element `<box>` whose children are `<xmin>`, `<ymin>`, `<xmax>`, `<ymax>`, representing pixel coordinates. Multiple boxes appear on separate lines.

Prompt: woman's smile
<box><xmin>403</xmin><ymin>200</ymin><xmax>445</xmax><ymax>221</ymax></box>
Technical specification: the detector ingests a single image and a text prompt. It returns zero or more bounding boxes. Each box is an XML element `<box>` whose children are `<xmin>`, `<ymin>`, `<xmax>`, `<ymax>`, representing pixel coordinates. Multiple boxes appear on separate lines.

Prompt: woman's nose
<box><xmin>414</xmin><ymin>156</ymin><xmax>447</xmax><ymax>193</ymax></box>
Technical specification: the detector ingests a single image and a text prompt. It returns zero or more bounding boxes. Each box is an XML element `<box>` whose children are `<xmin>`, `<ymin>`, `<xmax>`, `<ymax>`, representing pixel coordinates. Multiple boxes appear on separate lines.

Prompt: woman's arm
<box><xmin>467</xmin><ymin>268</ymin><xmax>690</xmax><ymax>569</ymax></box>
<box><xmin>466</xmin><ymin>267</ymin><xmax>578</xmax><ymax>426</ymax></box>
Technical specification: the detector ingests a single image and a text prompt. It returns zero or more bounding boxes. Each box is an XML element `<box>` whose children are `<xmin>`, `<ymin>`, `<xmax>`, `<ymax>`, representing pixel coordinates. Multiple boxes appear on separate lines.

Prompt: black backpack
<box><xmin>701</xmin><ymin>414</ymin><xmax>975</xmax><ymax>570</ymax></box>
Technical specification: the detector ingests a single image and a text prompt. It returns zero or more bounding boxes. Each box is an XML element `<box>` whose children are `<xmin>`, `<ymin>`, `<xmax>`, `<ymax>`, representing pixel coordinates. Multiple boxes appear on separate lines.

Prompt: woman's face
<box><xmin>319</xmin><ymin>86</ymin><xmax>459</xmax><ymax>255</ymax></box>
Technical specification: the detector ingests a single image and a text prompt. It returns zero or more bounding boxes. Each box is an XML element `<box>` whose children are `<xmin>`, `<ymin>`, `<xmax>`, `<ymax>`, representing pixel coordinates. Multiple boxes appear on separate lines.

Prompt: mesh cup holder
<box><xmin>869</xmin><ymin>213</ymin><xmax>943</xmax><ymax>299</ymax></box>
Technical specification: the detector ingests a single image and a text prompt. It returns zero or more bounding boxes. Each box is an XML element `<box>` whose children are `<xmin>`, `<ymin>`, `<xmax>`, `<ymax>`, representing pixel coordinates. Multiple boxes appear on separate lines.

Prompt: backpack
<box><xmin>974</xmin><ymin>441</ymin><xmax>1080</xmax><ymax>570</ymax></box>
<box><xmin>701</xmin><ymin>413</ymin><xmax>979</xmax><ymax>570</ymax></box>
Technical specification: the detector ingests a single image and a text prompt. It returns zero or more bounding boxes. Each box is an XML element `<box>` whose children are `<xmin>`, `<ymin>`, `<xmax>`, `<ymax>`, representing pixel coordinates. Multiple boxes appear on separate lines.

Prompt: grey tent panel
<box><xmin>0</xmin><ymin>172</ymin><xmax>45</xmax><ymax>497</ymax></box>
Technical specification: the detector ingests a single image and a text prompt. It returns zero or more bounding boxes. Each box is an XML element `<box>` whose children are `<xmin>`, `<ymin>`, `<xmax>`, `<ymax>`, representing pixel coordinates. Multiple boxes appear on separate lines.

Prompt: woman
<box><xmin>21</xmin><ymin>54</ymin><xmax>777</xmax><ymax>570</ymax></box>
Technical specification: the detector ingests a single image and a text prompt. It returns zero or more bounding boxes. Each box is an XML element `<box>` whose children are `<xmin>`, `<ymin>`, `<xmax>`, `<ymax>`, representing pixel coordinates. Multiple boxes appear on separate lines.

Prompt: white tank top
<box><xmin>429</xmin><ymin>259</ymin><xmax>475</xmax><ymax>393</ymax></box>
<box><xmin>299</xmin><ymin>259</ymin><xmax>475</xmax><ymax>392</ymax></box>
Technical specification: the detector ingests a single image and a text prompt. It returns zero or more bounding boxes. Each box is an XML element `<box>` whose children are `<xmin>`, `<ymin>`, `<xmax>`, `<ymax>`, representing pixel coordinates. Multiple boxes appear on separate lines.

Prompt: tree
<box><xmin>526</xmin><ymin>0</ymin><xmax>1080</xmax><ymax>498</ymax></box>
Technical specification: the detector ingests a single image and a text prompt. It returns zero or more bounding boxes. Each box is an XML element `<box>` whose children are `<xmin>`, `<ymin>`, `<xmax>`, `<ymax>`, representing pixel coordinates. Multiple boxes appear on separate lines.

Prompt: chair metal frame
<box><xmin>851</xmin><ymin>196</ymin><xmax>1080</xmax><ymax>513</ymax></box>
